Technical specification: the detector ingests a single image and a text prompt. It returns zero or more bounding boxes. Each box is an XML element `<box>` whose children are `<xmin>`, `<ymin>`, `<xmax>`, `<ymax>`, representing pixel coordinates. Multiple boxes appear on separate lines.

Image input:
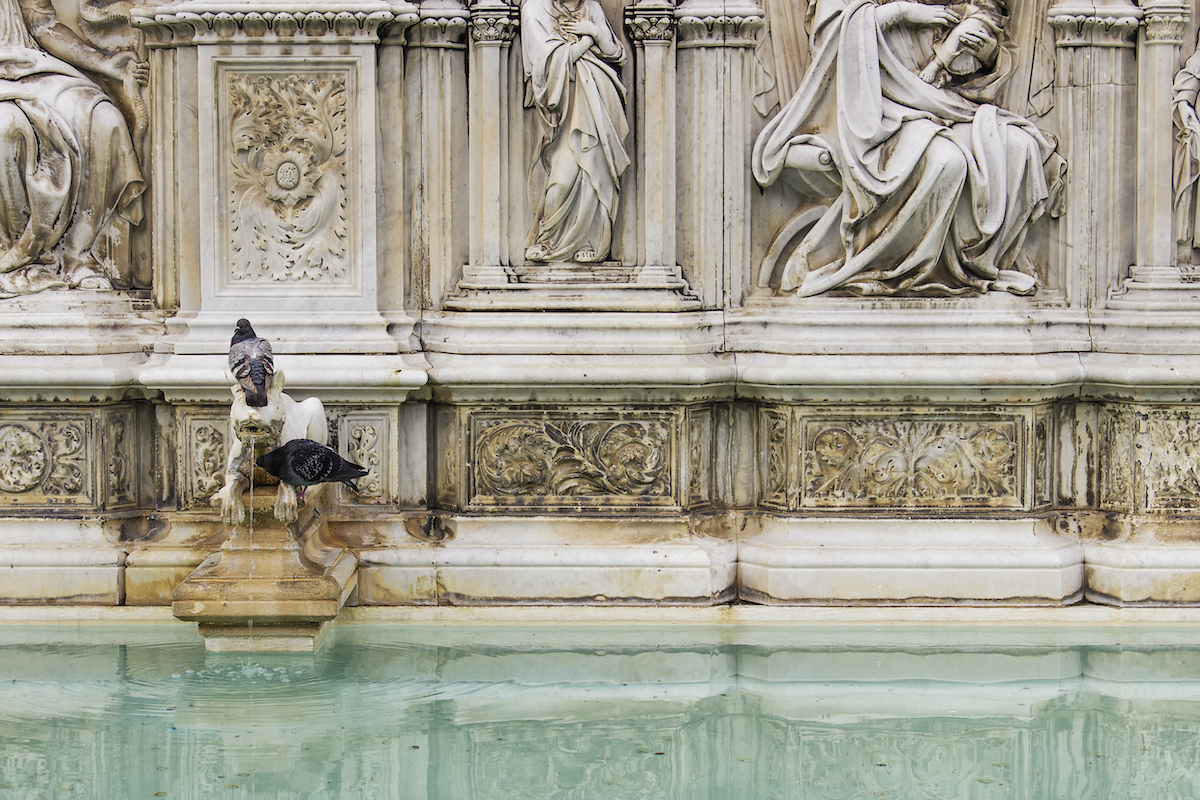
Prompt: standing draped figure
<box><xmin>1174</xmin><ymin>41</ymin><xmax>1200</xmax><ymax>266</ymax></box>
<box><xmin>0</xmin><ymin>0</ymin><xmax>144</xmax><ymax>298</ymax></box>
<box><xmin>752</xmin><ymin>0</ymin><xmax>1065</xmax><ymax>297</ymax></box>
<box><xmin>521</xmin><ymin>0</ymin><xmax>628</xmax><ymax>264</ymax></box>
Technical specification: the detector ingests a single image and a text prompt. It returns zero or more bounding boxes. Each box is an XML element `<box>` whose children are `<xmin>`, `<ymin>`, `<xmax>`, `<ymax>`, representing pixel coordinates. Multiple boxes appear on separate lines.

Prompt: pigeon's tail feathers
<box><xmin>330</xmin><ymin>462</ymin><xmax>369</xmax><ymax>492</ymax></box>
<box><xmin>340</xmin><ymin>478</ymin><xmax>362</xmax><ymax>493</ymax></box>
<box><xmin>246</xmin><ymin>359</ymin><xmax>271</xmax><ymax>407</ymax></box>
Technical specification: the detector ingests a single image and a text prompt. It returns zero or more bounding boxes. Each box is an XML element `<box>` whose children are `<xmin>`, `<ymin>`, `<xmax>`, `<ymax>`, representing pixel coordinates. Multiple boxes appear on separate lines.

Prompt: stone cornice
<box><xmin>1047</xmin><ymin>1</ymin><xmax>1142</xmax><ymax>47</ymax></box>
<box><xmin>132</xmin><ymin>0</ymin><xmax>418</xmax><ymax>45</ymax></box>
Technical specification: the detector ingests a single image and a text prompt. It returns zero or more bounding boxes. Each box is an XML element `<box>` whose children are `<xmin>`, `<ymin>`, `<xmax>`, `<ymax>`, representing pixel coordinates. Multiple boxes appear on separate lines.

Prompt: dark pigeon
<box><xmin>229</xmin><ymin>318</ymin><xmax>274</xmax><ymax>407</ymax></box>
<box><xmin>256</xmin><ymin>439</ymin><xmax>369</xmax><ymax>499</ymax></box>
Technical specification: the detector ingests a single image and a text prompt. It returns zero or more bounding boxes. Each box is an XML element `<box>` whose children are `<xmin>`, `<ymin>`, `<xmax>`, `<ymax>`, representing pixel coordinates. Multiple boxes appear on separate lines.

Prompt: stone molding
<box><xmin>410</xmin><ymin>13</ymin><xmax>469</xmax><ymax>47</ymax></box>
<box><xmin>1047</xmin><ymin>1</ymin><xmax>1142</xmax><ymax>47</ymax></box>
<box><xmin>131</xmin><ymin>1</ymin><xmax>417</xmax><ymax>45</ymax></box>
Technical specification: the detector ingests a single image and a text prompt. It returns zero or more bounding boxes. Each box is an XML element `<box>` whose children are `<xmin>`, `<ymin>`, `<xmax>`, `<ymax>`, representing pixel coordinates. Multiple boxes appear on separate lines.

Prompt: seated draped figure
<box><xmin>0</xmin><ymin>0</ymin><xmax>145</xmax><ymax>299</ymax></box>
<box><xmin>752</xmin><ymin>0</ymin><xmax>1066</xmax><ymax>297</ymax></box>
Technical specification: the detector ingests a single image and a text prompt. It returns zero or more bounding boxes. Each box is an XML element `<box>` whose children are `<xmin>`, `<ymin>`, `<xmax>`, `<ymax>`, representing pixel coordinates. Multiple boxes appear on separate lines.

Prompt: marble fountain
<box><xmin>3</xmin><ymin>0</ymin><xmax>1200</xmax><ymax>654</ymax></box>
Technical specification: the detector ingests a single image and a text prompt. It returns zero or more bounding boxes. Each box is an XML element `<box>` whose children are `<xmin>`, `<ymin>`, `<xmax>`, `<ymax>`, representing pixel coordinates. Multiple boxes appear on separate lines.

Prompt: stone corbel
<box><xmin>131</xmin><ymin>1</ymin><xmax>415</xmax><ymax>46</ymax></box>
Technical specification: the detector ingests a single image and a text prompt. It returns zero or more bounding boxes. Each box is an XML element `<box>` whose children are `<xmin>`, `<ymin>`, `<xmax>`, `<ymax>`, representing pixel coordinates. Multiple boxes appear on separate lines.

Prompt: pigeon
<box><xmin>256</xmin><ymin>439</ymin><xmax>369</xmax><ymax>499</ymax></box>
<box><xmin>229</xmin><ymin>318</ymin><xmax>274</xmax><ymax>407</ymax></box>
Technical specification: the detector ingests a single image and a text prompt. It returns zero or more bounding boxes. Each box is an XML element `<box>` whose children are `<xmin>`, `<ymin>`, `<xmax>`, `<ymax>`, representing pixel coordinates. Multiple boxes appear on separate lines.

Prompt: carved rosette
<box><xmin>131</xmin><ymin>3</ymin><xmax>417</xmax><ymax>45</ymax></box>
<box><xmin>469</xmin><ymin>414</ymin><xmax>675</xmax><ymax>508</ymax></box>
<box><xmin>225</xmin><ymin>71</ymin><xmax>351</xmax><ymax>287</ymax></box>
<box><xmin>801</xmin><ymin>418</ymin><xmax>1022</xmax><ymax>508</ymax></box>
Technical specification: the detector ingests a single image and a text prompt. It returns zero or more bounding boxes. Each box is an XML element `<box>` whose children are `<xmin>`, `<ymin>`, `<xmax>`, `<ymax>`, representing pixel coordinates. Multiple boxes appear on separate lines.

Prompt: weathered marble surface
<box><xmin>3</xmin><ymin>0</ymin><xmax>1200</xmax><ymax>609</ymax></box>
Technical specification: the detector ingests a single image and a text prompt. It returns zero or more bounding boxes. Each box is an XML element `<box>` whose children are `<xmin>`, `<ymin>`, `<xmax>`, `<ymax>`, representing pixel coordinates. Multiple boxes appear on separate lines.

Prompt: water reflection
<box><xmin>4</xmin><ymin>625</ymin><xmax>1200</xmax><ymax>798</ymax></box>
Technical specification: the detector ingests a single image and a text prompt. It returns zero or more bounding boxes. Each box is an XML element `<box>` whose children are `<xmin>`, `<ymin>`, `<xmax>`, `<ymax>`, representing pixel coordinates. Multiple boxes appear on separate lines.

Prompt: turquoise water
<box><xmin>5</xmin><ymin>624</ymin><xmax>1200</xmax><ymax>798</ymax></box>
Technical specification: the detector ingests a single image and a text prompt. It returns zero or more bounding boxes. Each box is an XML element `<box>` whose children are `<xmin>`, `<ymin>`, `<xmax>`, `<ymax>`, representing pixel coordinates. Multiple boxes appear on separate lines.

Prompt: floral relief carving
<box><xmin>0</xmin><ymin>425</ymin><xmax>48</xmax><ymax>493</ymax></box>
<box><xmin>1147</xmin><ymin>418</ymin><xmax>1200</xmax><ymax>509</ymax></box>
<box><xmin>686</xmin><ymin>410</ymin><xmax>710</xmax><ymax>506</ymax></box>
<box><xmin>803</xmin><ymin>419</ymin><xmax>1020</xmax><ymax>507</ymax></box>
<box><xmin>41</xmin><ymin>423</ymin><xmax>86</xmax><ymax>497</ymax></box>
<box><xmin>227</xmin><ymin>72</ymin><xmax>349</xmax><ymax>285</ymax></box>
<box><xmin>106</xmin><ymin>414</ymin><xmax>132</xmax><ymax>505</ymax></box>
<box><xmin>192</xmin><ymin>424</ymin><xmax>226</xmax><ymax>502</ymax></box>
<box><xmin>475</xmin><ymin>419</ymin><xmax>670</xmax><ymax>501</ymax></box>
<box><xmin>761</xmin><ymin>410</ymin><xmax>789</xmax><ymax>508</ymax></box>
<box><xmin>346</xmin><ymin>423</ymin><xmax>383</xmax><ymax>497</ymax></box>
<box><xmin>1100</xmin><ymin>408</ymin><xmax>1135</xmax><ymax>511</ymax></box>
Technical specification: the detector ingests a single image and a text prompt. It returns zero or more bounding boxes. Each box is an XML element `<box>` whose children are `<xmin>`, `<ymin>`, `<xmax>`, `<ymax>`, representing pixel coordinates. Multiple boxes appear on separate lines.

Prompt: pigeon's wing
<box><xmin>287</xmin><ymin>441</ymin><xmax>337</xmax><ymax>485</ymax></box>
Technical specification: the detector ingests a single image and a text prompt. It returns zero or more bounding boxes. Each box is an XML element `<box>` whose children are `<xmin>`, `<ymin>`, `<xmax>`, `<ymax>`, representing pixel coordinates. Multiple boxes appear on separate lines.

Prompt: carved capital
<box><xmin>1047</xmin><ymin>2</ymin><xmax>1142</xmax><ymax>47</ymax></box>
<box><xmin>625</xmin><ymin>4</ymin><xmax>675</xmax><ymax>42</ymax></box>
<box><xmin>674</xmin><ymin>0</ymin><xmax>762</xmax><ymax>47</ymax></box>
<box><xmin>1144</xmin><ymin>12</ymin><xmax>1189</xmax><ymax>44</ymax></box>
<box><xmin>468</xmin><ymin>3</ymin><xmax>517</xmax><ymax>43</ymax></box>
<box><xmin>410</xmin><ymin>14</ymin><xmax>469</xmax><ymax>46</ymax></box>
<box><xmin>133</xmin><ymin>1</ymin><xmax>413</xmax><ymax>45</ymax></box>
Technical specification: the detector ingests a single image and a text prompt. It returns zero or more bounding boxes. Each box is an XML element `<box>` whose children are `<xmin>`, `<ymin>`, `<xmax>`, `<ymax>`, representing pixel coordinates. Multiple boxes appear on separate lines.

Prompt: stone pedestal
<box><xmin>172</xmin><ymin>488</ymin><xmax>357</xmax><ymax>652</ymax></box>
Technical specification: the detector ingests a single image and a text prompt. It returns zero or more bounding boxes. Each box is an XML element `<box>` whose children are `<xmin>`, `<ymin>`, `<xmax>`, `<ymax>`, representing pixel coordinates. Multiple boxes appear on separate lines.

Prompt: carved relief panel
<box><xmin>1099</xmin><ymin>405</ymin><xmax>1137</xmax><ymax>512</ymax></box>
<box><xmin>217</xmin><ymin>64</ymin><xmax>356</xmax><ymax>294</ymax></box>
<box><xmin>0</xmin><ymin>411</ymin><xmax>97</xmax><ymax>509</ymax></box>
<box><xmin>760</xmin><ymin>405</ymin><xmax>1039</xmax><ymax>511</ymax></box>
<box><xmin>437</xmin><ymin>406</ymin><xmax>695</xmax><ymax>512</ymax></box>
<box><xmin>334</xmin><ymin>409</ymin><xmax>397</xmax><ymax>506</ymax></box>
<box><xmin>180</xmin><ymin>409</ymin><xmax>228</xmax><ymax>510</ymax></box>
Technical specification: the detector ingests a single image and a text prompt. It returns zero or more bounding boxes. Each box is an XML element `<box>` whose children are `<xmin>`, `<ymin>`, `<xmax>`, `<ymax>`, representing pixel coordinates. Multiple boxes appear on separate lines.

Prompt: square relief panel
<box><xmin>0</xmin><ymin>411</ymin><xmax>98</xmax><ymax>510</ymax></box>
<box><xmin>761</xmin><ymin>406</ymin><xmax>1030</xmax><ymax>511</ymax></box>
<box><xmin>449</xmin><ymin>408</ymin><xmax>683</xmax><ymax>511</ymax></box>
<box><xmin>1145</xmin><ymin>408</ymin><xmax>1200</xmax><ymax>513</ymax></box>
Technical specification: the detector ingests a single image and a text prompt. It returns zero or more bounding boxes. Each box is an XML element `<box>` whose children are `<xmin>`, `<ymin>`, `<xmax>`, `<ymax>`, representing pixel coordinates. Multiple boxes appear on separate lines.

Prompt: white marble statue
<box><xmin>0</xmin><ymin>0</ymin><xmax>145</xmax><ymax>298</ymax></box>
<box><xmin>1174</xmin><ymin>41</ymin><xmax>1200</xmax><ymax>266</ymax></box>
<box><xmin>752</xmin><ymin>0</ymin><xmax>1065</xmax><ymax>297</ymax></box>
<box><xmin>521</xmin><ymin>0</ymin><xmax>629</xmax><ymax>264</ymax></box>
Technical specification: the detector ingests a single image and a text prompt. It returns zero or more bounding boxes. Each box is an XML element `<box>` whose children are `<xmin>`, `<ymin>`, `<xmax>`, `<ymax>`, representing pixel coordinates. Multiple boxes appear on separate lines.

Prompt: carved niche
<box><xmin>218</xmin><ymin>65</ymin><xmax>355</xmax><ymax>291</ymax></box>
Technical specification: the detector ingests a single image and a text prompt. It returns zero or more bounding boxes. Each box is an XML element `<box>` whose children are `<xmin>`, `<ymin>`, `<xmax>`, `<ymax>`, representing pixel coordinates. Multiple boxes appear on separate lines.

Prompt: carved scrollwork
<box><xmin>227</xmin><ymin>73</ymin><xmax>350</xmax><ymax>286</ymax></box>
<box><xmin>42</xmin><ymin>424</ymin><xmax>86</xmax><ymax>497</ymax></box>
<box><xmin>0</xmin><ymin>425</ymin><xmax>48</xmax><ymax>493</ymax></box>
<box><xmin>804</xmin><ymin>420</ymin><xmax>1019</xmax><ymax>507</ymax></box>
<box><xmin>476</xmin><ymin>420</ymin><xmax>670</xmax><ymax>499</ymax></box>
<box><xmin>347</xmin><ymin>424</ymin><xmax>383</xmax><ymax>496</ymax></box>
<box><xmin>192</xmin><ymin>425</ymin><xmax>226</xmax><ymax>501</ymax></box>
<box><xmin>106</xmin><ymin>415</ymin><xmax>131</xmax><ymax>504</ymax></box>
<box><xmin>625</xmin><ymin>13</ymin><xmax>674</xmax><ymax>42</ymax></box>
<box><xmin>762</xmin><ymin>411</ymin><xmax>789</xmax><ymax>507</ymax></box>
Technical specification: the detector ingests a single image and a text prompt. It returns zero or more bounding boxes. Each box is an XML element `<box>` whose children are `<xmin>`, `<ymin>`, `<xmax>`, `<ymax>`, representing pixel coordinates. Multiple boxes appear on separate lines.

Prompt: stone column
<box><xmin>625</xmin><ymin>2</ymin><xmax>677</xmax><ymax>277</ymax></box>
<box><xmin>674</xmin><ymin>0</ymin><xmax>764</xmax><ymax>310</ymax></box>
<box><xmin>405</xmin><ymin>0</ymin><xmax>470</xmax><ymax>310</ymax></box>
<box><xmin>1047</xmin><ymin>1</ymin><xmax>1141</xmax><ymax>310</ymax></box>
<box><xmin>1110</xmin><ymin>1</ymin><xmax>1197</xmax><ymax>306</ymax></box>
<box><xmin>461</xmin><ymin>0</ymin><xmax>517</xmax><ymax>286</ymax></box>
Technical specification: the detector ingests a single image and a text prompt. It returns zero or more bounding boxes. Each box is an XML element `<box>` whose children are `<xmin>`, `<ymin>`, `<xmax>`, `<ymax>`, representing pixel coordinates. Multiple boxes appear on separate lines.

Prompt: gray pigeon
<box><xmin>256</xmin><ymin>439</ymin><xmax>369</xmax><ymax>499</ymax></box>
<box><xmin>229</xmin><ymin>318</ymin><xmax>273</xmax><ymax>407</ymax></box>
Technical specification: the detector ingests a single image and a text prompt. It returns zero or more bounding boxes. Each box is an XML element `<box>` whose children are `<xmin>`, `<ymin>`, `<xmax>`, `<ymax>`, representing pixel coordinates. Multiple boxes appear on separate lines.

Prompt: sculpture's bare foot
<box><xmin>573</xmin><ymin>248</ymin><xmax>599</xmax><ymax>263</ymax></box>
<box><xmin>0</xmin><ymin>267</ymin><xmax>68</xmax><ymax>298</ymax></box>
<box><xmin>525</xmin><ymin>244</ymin><xmax>550</xmax><ymax>262</ymax></box>
<box><xmin>274</xmin><ymin>483</ymin><xmax>298</xmax><ymax>523</ymax></box>
<box><xmin>993</xmin><ymin>269</ymin><xmax>1038</xmax><ymax>296</ymax></box>
<box><xmin>63</xmin><ymin>262</ymin><xmax>113</xmax><ymax>291</ymax></box>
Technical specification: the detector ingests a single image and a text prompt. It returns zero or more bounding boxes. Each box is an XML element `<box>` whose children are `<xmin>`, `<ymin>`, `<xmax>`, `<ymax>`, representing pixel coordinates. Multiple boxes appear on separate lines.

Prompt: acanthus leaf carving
<box><xmin>347</xmin><ymin>423</ymin><xmax>383</xmax><ymax>497</ymax></box>
<box><xmin>227</xmin><ymin>72</ymin><xmax>350</xmax><ymax>286</ymax></box>
<box><xmin>476</xmin><ymin>419</ymin><xmax>670</xmax><ymax>500</ymax></box>
<box><xmin>804</xmin><ymin>420</ymin><xmax>1019</xmax><ymax>507</ymax></box>
<box><xmin>192</xmin><ymin>424</ymin><xmax>227</xmax><ymax>502</ymax></box>
<box><xmin>41</xmin><ymin>423</ymin><xmax>86</xmax><ymax>497</ymax></box>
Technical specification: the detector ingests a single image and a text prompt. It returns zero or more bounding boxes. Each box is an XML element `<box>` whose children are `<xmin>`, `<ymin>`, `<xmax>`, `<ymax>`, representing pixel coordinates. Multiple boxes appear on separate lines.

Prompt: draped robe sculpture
<box><xmin>521</xmin><ymin>0</ymin><xmax>629</xmax><ymax>264</ymax></box>
<box><xmin>0</xmin><ymin>0</ymin><xmax>145</xmax><ymax>298</ymax></box>
<box><xmin>752</xmin><ymin>0</ymin><xmax>1065</xmax><ymax>297</ymax></box>
<box><xmin>1174</xmin><ymin>40</ymin><xmax>1200</xmax><ymax>266</ymax></box>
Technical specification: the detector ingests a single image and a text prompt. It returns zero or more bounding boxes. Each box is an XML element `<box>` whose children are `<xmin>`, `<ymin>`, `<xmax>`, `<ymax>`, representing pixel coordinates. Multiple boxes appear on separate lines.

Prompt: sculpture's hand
<box><xmin>1179</xmin><ymin>103</ymin><xmax>1200</xmax><ymax>138</ymax></box>
<box><xmin>96</xmin><ymin>50</ymin><xmax>148</xmax><ymax>86</ymax></box>
<box><xmin>876</xmin><ymin>2</ymin><xmax>959</xmax><ymax>30</ymax></box>
<box><xmin>562</xmin><ymin>18</ymin><xmax>602</xmax><ymax>41</ymax></box>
